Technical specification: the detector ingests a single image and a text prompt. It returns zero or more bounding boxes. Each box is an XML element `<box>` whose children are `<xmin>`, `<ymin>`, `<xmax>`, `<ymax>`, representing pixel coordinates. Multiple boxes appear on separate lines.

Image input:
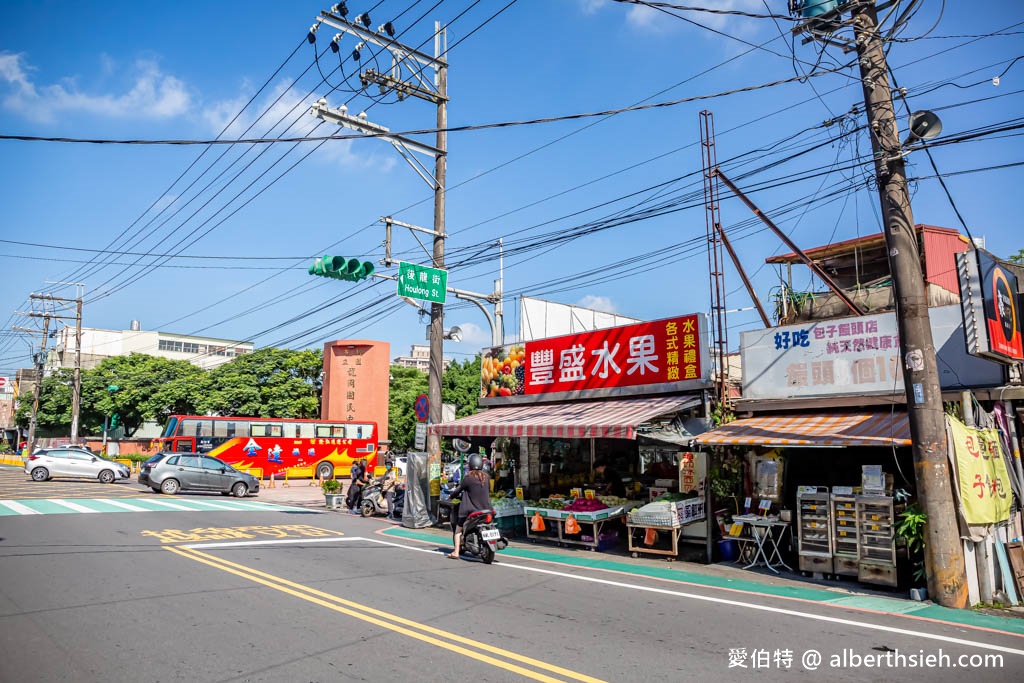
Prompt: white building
<box><xmin>55</xmin><ymin>321</ymin><xmax>253</xmax><ymax>371</ymax></box>
<box><xmin>392</xmin><ymin>344</ymin><xmax>452</xmax><ymax>372</ymax></box>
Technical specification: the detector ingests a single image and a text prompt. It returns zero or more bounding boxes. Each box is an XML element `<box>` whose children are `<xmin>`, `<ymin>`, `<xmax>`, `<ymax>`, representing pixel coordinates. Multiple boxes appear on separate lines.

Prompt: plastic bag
<box><xmin>564</xmin><ymin>514</ymin><xmax>581</xmax><ymax>535</ymax></box>
<box><xmin>644</xmin><ymin>527</ymin><xmax>659</xmax><ymax>546</ymax></box>
<box><xmin>531</xmin><ymin>510</ymin><xmax>546</xmax><ymax>532</ymax></box>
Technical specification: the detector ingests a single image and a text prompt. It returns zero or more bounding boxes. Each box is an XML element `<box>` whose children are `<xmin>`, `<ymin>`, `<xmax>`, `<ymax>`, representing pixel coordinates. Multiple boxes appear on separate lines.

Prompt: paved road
<box><xmin>0</xmin><ymin>467</ymin><xmax>1021</xmax><ymax>682</ymax></box>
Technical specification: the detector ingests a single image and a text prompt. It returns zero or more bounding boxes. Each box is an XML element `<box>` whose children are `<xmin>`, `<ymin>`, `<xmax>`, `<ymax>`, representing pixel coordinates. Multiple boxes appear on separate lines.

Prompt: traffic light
<box><xmin>110</xmin><ymin>414</ymin><xmax>120</xmax><ymax>429</ymax></box>
<box><xmin>308</xmin><ymin>255</ymin><xmax>375</xmax><ymax>282</ymax></box>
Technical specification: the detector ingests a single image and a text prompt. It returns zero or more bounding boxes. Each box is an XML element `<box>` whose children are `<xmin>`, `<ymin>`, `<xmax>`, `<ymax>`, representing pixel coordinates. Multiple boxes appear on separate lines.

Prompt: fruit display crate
<box><xmin>522</xmin><ymin>505</ymin><xmax>626</xmax><ymax>522</ymax></box>
<box><xmin>626</xmin><ymin>498</ymin><xmax>706</xmax><ymax>528</ymax></box>
<box><xmin>523</xmin><ymin>506</ymin><xmax>627</xmax><ymax>551</ymax></box>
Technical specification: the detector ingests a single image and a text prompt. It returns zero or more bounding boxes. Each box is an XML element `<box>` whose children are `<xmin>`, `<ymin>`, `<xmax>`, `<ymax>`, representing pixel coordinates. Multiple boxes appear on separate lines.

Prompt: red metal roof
<box><xmin>765</xmin><ymin>224</ymin><xmax>965</xmax><ymax>265</ymax></box>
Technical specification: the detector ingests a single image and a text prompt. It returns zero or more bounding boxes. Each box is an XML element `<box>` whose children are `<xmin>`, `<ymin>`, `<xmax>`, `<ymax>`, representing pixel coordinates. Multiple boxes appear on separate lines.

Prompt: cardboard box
<box><xmin>649</xmin><ymin>487</ymin><xmax>668</xmax><ymax>501</ymax></box>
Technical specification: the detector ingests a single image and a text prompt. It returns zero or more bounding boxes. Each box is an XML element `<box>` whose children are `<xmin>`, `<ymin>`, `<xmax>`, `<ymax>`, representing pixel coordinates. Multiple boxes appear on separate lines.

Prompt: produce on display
<box><xmin>597</xmin><ymin>496</ymin><xmax>629</xmax><ymax>507</ymax></box>
<box><xmin>564</xmin><ymin>498</ymin><xmax>608</xmax><ymax>512</ymax></box>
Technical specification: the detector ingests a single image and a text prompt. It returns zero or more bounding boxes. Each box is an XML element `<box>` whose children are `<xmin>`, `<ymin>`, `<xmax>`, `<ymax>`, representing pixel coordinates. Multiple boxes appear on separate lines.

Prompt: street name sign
<box><xmin>397</xmin><ymin>261</ymin><xmax>447</xmax><ymax>304</ymax></box>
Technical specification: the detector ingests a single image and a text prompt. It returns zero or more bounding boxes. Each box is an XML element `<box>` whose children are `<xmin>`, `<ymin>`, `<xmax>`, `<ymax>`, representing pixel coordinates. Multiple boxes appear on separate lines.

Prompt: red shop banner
<box><xmin>481</xmin><ymin>314</ymin><xmax>707</xmax><ymax>402</ymax></box>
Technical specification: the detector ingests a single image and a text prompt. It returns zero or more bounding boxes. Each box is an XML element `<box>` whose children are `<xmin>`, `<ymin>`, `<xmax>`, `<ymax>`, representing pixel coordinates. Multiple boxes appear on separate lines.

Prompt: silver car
<box><xmin>138</xmin><ymin>452</ymin><xmax>259</xmax><ymax>498</ymax></box>
<box><xmin>24</xmin><ymin>448</ymin><xmax>131</xmax><ymax>484</ymax></box>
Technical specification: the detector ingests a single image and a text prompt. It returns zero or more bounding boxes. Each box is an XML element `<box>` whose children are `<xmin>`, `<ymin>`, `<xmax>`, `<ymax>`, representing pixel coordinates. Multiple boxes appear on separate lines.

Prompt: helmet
<box><xmin>385</xmin><ymin>459</ymin><xmax>394</xmax><ymax>468</ymax></box>
<box><xmin>468</xmin><ymin>454</ymin><xmax>483</xmax><ymax>471</ymax></box>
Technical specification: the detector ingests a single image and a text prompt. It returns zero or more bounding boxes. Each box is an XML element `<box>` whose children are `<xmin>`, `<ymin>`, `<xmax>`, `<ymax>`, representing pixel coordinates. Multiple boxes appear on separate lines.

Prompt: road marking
<box><xmin>94</xmin><ymin>498</ymin><xmax>148</xmax><ymax>512</ymax></box>
<box><xmin>139</xmin><ymin>498</ymin><xmax>204</xmax><ymax>511</ymax></box>
<box><xmin>45</xmin><ymin>498</ymin><xmax>99</xmax><ymax>513</ymax></box>
<box><xmin>167</xmin><ymin>545</ymin><xmax>605</xmax><ymax>683</ymax></box>
<box><xmin>355</xmin><ymin>535</ymin><xmax>1024</xmax><ymax>659</ymax></box>
<box><xmin>183</xmin><ymin>537</ymin><xmax>355</xmax><ymax>549</ymax></box>
<box><xmin>0</xmin><ymin>500</ymin><xmax>41</xmax><ymax>515</ymax></box>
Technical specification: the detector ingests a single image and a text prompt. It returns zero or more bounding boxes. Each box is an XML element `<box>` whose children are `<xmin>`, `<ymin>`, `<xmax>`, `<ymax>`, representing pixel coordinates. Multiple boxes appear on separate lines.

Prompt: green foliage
<box><xmin>388</xmin><ymin>365</ymin><xmax>428</xmax><ymax>452</ymax></box>
<box><xmin>200</xmin><ymin>347</ymin><xmax>323</xmax><ymax>418</ymax></box>
<box><xmin>710</xmin><ymin>401</ymin><xmax>736</xmax><ymax>427</ymax></box>
<box><xmin>321</xmin><ymin>478</ymin><xmax>341</xmax><ymax>494</ymax></box>
<box><xmin>1008</xmin><ymin>249</ymin><xmax>1024</xmax><ymax>265</ymax></box>
<box><xmin>897</xmin><ymin>501</ymin><xmax>928</xmax><ymax>584</ymax></box>
<box><xmin>442</xmin><ymin>355</ymin><xmax>482</xmax><ymax>419</ymax></box>
<box><xmin>16</xmin><ymin>348</ymin><xmax>321</xmax><ymax>437</ymax></box>
<box><xmin>709</xmin><ymin>451</ymin><xmax>744</xmax><ymax>504</ymax></box>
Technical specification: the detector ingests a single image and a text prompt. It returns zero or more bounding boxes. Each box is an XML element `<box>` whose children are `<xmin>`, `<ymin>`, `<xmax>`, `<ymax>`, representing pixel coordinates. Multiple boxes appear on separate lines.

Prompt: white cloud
<box><xmin>0</xmin><ymin>52</ymin><xmax>190</xmax><ymax>124</ymax></box>
<box><xmin>202</xmin><ymin>84</ymin><xmax>396</xmax><ymax>172</ymax></box>
<box><xmin>578</xmin><ymin>0</ymin><xmax>607</xmax><ymax>15</ymax></box>
<box><xmin>450</xmin><ymin>321</ymin><xmax>491</xmax><ymax>346</ymax></box>
<box><xmin>575</xmin><ymin>295</ymin><xmax>617</xmax><ymax>314</ymax></box>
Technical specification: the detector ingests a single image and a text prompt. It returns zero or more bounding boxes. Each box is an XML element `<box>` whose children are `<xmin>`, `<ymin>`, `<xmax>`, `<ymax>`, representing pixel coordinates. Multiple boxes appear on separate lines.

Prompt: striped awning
<box><xmin>429</xmin><ymin>395</ymin><xmax>701</xmax><ymax>440</ymax></box>
<box><xmin>692</xmin><ymin>411</ymin><xmax>911</xmax><ymax>448</ymax></box>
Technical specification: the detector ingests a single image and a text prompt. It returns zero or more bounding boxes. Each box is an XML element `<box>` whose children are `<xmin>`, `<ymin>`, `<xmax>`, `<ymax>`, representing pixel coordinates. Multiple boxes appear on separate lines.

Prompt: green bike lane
<box><xmin>380</xmin><ymin>524</ymin><xmax>1024</xmax><ymax>639</ymax></box>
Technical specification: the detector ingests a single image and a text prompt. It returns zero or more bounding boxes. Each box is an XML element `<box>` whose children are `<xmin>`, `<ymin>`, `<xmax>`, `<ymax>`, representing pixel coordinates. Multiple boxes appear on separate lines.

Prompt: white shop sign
<box><xmin>741</xmin><ymin>305</ymin><xmax>1004</xmax><ymax>400</ymax></box>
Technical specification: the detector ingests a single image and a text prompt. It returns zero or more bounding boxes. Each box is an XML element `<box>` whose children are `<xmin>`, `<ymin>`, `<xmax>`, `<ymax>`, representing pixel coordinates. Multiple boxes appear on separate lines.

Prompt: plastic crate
<box><xmin>496</xmin><ymin>515</ymin><xmax>525</xmax><ymax>537</ymax></box>
<box><xmin>627</xmin><ymin>510</ymin><xmax>679</xmax><ymax>527</ymax></box>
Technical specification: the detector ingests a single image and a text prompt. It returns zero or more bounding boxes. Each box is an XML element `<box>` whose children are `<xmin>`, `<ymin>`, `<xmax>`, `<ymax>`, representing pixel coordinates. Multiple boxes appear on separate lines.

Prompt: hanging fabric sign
<box><xmin>947</xmin><ymin>415</ymin><xmax>1013</xmax><ymax>525</ymax></box>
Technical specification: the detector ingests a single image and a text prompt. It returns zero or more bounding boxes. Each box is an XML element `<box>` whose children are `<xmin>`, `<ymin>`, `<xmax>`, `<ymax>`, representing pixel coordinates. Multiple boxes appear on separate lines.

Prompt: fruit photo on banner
<box><xmin>481</xmin><ymin>345</ymin><xmax>526</xmax><ymax>398</ymax></box>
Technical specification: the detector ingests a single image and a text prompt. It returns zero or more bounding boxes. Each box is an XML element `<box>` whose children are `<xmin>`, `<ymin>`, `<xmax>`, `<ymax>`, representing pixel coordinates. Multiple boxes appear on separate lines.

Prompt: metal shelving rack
<box><xmin>796</xmin><ymin>486</ymin><xmax>832</xmax><ymax>575</ymax></box>
<box><xmin>831</xmin><ymin>492</ymin><xmax>859</xmax><ymax>577</ymax></box>
<box><xmin>856</xmin><ymin>494</ymin><xmax>898</xmax><ymax>587</ymax></box>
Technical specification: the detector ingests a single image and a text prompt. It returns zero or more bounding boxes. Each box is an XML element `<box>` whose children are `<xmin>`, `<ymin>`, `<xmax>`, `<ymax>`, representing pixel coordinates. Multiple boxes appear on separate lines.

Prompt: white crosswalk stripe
<box><xmin>94</xmin><ymin>498</ymin><xmax>148</xmax><ymax>512</ymax></box>
<box><xmin>46</xmin><ymin>499</ymin><xmax>99</xmax><ymax>513</ymax></box>
<box><xmin>0</xmin><ymin>500</ymin><xmax>41</xmax><ymax>515</ymax></box>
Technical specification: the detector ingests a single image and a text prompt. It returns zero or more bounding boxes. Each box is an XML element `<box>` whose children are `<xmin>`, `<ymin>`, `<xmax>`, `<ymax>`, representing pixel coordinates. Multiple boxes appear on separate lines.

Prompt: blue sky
<box><xmin>1</xmin><ymin>0</ymin><xmax>1022</xmax><ymax>377</ymax></box>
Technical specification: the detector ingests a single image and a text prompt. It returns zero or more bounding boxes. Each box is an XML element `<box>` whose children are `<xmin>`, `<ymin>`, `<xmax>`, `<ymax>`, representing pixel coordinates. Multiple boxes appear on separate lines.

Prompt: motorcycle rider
<box><xmin>446</xmin><ymin>453</ymin><xmax>491</xmax><ymax>559</ymax></box>
<box><xmin>346</xmin><ymin>458</ymin><xmax>370</xmax><ymax>514</ymax></box>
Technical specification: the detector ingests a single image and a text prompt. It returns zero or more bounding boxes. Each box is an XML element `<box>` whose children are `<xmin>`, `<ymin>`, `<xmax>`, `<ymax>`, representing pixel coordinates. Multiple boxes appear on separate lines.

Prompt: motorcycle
<box><xmin>457</xmin><ymin>509</ymin><xmax>508</xmax><ymax>564</ymax></box>
<box><xmin>361</xmin><ymin>480</ymin><xmax>405</xmax><ymax>519</ymax></box>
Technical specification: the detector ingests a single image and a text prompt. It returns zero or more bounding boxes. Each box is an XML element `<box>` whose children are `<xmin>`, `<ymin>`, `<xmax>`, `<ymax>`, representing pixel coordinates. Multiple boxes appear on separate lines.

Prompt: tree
<box><xmin>16</xmin><ymin>354</ymin><xmax>203</xmax><ymax>437</ymax></box>
<box><xmin>388</xmin><ymin>365</ymin><xmax>428</xmax><ymax>452</ymax></box>
<box><xmin>443</xmin><ymin>355</ymin><xmax>482</xmax><ymax>419</ymax></box>
<box><xmin>201</xmin><ymin>347</ymin><xmax>322</xmax><ymax>418</ymax></box>
<box><xmin>1009</xmin><ymin>249</ymin><xmax>1024</xmax><ymax>265</ymax></box>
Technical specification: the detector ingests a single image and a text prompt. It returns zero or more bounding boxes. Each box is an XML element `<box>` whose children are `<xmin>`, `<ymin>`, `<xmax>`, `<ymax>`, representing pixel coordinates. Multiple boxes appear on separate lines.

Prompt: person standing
<box><xmin>346</xmin><ymin>458</ymin><xmax>367</xmax><ymax>513</ymax></box>
<box><xmin>445</xmin><ymin>454</ymin><xmax>491</xmax><ymax>559</ymax></box>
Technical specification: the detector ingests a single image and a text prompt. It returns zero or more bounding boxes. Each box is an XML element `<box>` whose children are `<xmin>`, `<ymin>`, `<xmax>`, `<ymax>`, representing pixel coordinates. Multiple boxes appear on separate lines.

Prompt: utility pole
<box><xmin>14</xmin><ymin>314</ymin><xmax>51</xmax><ymax>456</ymax></box>
<box><xmin>28</xmin><ymin>291</ymin><xmax>85</xmax><ymax>444</ymax></box>
<box><xmin>851</xmin><ymin>1</ymin><xmax>967</xmax><ymax>608</ymax></box>
<box><xmin>309</xmin><ymin>9</ymin><xmax>449</xmax><ymax>465</ymax></box>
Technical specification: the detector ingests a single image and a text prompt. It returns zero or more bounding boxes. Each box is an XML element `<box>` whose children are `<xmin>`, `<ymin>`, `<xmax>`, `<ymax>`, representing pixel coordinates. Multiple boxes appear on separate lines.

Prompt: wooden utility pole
<box><xmin>852</xmin><ymin>1</ymin><xmax>967</xmax><ymax>608</ymax></box>
<box><xmin>17</xmin><ymin>315</ymin><xmax>51</xmax><ymax>456</ymax></box>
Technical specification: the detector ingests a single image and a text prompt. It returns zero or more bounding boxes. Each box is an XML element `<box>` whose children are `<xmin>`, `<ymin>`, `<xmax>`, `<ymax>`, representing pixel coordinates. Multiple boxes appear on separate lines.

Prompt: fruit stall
<box><xmin>625</xmin><ymin>492</ymin><xmax>706</xmax><ymax>559</ymax></box>
<box><xmin>523</xmin><ymin>495</ymin><xmax>632</xmax><ymax>551</ymax></box>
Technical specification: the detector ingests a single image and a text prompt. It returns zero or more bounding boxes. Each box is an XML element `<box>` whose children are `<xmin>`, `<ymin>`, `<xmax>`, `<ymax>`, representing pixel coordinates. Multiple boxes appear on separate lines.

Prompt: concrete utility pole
<box><xmin>17</xmin><ymin>315</ymin><xmax>51</xmax><ymax>456</ymax></box>
<box><xmin>28</xmin><ymin>292</ymin><xmax>85</xmax><ymax>444</ymax></box>
<box><xmin>852</xmin><ymin>2</ymin><xmax>967</xmax><ymax>608</ymax></box>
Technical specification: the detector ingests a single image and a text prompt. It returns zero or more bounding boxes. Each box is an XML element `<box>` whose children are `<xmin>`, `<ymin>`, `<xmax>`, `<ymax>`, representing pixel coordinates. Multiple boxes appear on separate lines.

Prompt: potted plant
<box><xmin>322</xmin><ymin>478</ymin><xmax>344</xmax><ymax>509</ymax></box>
<box><xmin>896</xmin><ymin>501</ymin><xmax>928</xmax><ymax>600</ymax></box>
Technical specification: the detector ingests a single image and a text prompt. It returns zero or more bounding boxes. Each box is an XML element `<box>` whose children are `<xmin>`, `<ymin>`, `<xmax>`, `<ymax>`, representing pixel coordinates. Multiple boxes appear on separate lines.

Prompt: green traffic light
<box><xmin>309</xmin><ymin>256</ymin><xmax>374</xmax><ymax>282</ymax></box>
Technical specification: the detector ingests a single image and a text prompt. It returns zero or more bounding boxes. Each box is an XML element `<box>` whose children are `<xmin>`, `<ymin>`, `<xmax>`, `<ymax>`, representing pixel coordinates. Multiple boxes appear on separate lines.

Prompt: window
<box><xmin>298</xmin><ymin>422</ymin><xmax>315</xmax><ymax>439</ymax></box>
<box><xmin>316</xmin><ymin>425</ymin><xmax>333</xmax><ymax>438</ymax></box>
<box><xmin>45</xmin><ymin>450</ymin><xmax>68</xmax><ymax>459</ymax></box>
<box><xmin>251</xmin><ymin>423</ymin><xmax>283</xmax><ymax>437</ymax></box>
<box><xmin>68</xmin><ymin>451</ymin><xmax>92</xmax><ymax>461</ymax></box>
<box><xmin>159</xmin><ymin>339</ymin><xmax>184</xmax><ymax>352</ymax></box>
<box><xmin>177</xmin><ymin>455</ymin><xmax>201</xmax><ymax>468</ymax></box>
<box><xmin>213</xmin><ymin>421</ymin><xmax>229</xmax><ymax>438</ymax></box>
<box><xmin>201</xmin><ymin>456</ymin><xmax>227</xmax><ymax>471</ymax></box>
<box><xmin>226</xmin><ymin>422</ymin><xmax>237</xmax><ymax>438</ymax></box>
<box><xmin>332</xmin><ymin>425</ymin><xmax>347</xmax><ymax>438</ymax></box>
<box><xmin>165</xmin><ymin>456</ymin><xmax>179</xmax><ymax>466</ymax></box>
<box><xmin>183</xmin><ymin>342</ymin><xmax>200</xmax><ymax>354</ymax></box>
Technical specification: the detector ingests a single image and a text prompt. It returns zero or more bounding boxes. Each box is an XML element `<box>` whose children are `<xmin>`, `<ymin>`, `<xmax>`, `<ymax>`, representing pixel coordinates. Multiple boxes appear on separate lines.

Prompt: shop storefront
<box><xmin>431</xmin><ymin>313</ymin><xmax>716</xmax><ymax>558</ymax></box>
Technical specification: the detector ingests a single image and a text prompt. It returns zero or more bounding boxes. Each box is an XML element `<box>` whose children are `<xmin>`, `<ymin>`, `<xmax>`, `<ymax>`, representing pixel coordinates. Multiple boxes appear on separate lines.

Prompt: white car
<box><xmin>24</xmin><ymin>447</ymin><xmax>131</xmax><ymax>484</ymax></box>
<box><xmin>393</xmin><ymin>456</ymin><xmax>408</xmax><ymax>476</ymax></box>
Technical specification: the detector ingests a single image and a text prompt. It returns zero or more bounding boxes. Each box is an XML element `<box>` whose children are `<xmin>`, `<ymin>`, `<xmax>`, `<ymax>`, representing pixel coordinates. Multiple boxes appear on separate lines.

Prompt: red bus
<box><xmin>157</xmin><ymin>415</ymin><xmax>377</xmax><ymax>480</ymax></box>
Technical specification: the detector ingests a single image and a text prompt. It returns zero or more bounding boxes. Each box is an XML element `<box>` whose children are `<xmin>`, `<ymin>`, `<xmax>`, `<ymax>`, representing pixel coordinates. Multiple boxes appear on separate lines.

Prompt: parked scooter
<box><xmin>361</xmin><ymin>480</ymin><xmax>405</xmax><ymax>519</ymax></box>
<box><xmin>457</xmin><ymin>509</ymin><xmax>508</xmax><ymax>564</ymax></box>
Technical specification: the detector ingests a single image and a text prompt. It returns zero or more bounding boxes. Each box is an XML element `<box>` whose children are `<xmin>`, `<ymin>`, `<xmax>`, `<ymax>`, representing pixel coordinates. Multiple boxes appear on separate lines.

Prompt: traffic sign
<box><xmin>0</xmin><ymin>377</ymin><xmax>8</xmax><ymax>392</ymax></box>
<box><xmin>397</xmin><ymin>261</ymin><xmax>447</xmax><ymax>304</ymax></box>
<box><xmin>414</xmin><ymin>423</ymin><xmax>427</xmax><ymax>450</ymax></box>
<box><xmin>414</xmin><ymin>394</ymin><xmax>429</xmax><ymax>422</ymax></box>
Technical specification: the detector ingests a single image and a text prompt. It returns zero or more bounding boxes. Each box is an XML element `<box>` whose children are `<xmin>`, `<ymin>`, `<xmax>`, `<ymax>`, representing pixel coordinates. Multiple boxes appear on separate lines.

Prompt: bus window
<box><xmin>251</xmin><ymin>424</ymin><xmax>269</xmax><ymax>437</ymax></box>
<box><xmin>268</xmin><ymin>424</ymin><xmax>283</xmax><ymax>437</ymax></box>
<box><xmin>284</xmin><ymin>422</ymin><xmax>300</xmax><ymax>439</ymax></box>
<box><xmin>226</xmin><ymin>422</ymin><xmax>237</xmax><ymax>438</ymax></box>
<box><xmin>298</xmin><ymin>422</ymin><xmax>315</xmax><ymax>439</ymax></box>
<box><xmin>213</xmin><ymin>421</ymin><xmax>229</xmax><ymax>438</ymax></box>
<box><xmin>331</xmin><ymin>425</ymin><xmax>346</xmax><ymax>438</ymax></box>
<box><xmin>162</xmin><ymin>417</ymin><xmax>180</xmax><ymax>438</ymax></box>
<box><xmin>315</xmin><ymin>425</ymin><xmax>332</xmax><ymax>438</ymax></box>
